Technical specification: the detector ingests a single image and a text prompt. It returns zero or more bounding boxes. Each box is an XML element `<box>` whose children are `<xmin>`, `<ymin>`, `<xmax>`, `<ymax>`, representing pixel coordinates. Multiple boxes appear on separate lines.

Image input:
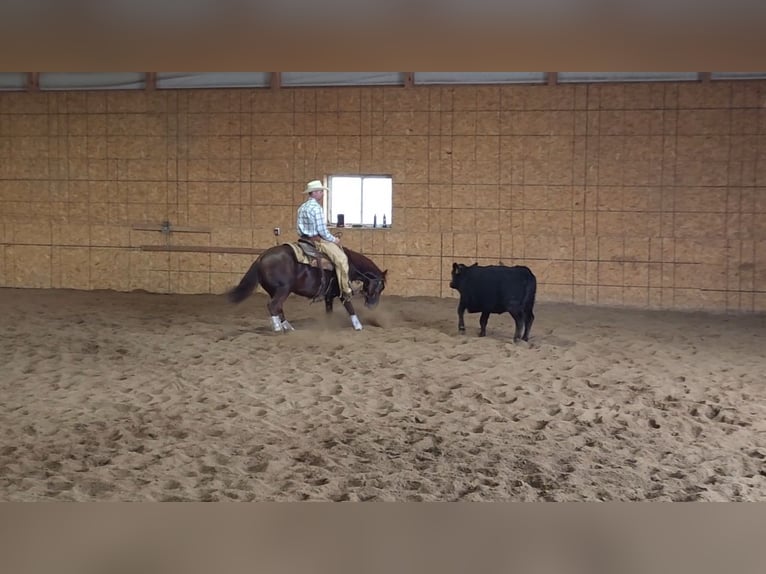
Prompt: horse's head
<box><xmin>361</xmin><ymin>269</ymin><xmax>387</xmax><ymax>308</ymax></box>
<box><xmin>344</xmin><ymin>247</ymin><xmax>387</xmax><ymax>309</ymax></box>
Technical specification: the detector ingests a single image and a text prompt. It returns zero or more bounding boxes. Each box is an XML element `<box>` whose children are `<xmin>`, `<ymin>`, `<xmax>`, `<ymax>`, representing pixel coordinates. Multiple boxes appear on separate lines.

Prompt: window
<box><xmin>327</xmin><ymin>175</ymin><xmax>392</xmax><ymax>227</ymax></box>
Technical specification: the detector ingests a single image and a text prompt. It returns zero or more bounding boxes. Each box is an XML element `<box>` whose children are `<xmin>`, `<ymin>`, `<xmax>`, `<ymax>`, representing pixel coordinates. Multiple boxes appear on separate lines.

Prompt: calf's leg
<box><xmin>457</xmin><ymin>302</ymin><xmax>466</xmax><ymax>333</ymax></box>
<box><xmin>479</xmin><ymin>311</ymin><xmax>490</xmax><ymax>337</ymax></box>
<box><xmin>522</xmin><ymin>305</ymin><xmax>535</xmax><ymax>341</ymax></box>
<box><xmin>509</xmin><ymin>310</ymin><xmax>523</xmax><ymax>342</ymax></box>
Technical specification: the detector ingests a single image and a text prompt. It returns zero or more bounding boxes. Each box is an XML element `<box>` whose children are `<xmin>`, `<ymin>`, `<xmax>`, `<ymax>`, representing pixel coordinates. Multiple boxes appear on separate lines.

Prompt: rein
<box><xmin>347</xmin><ymin>258</ymin><xmax>385</xmax><ymax>289</ymax></box>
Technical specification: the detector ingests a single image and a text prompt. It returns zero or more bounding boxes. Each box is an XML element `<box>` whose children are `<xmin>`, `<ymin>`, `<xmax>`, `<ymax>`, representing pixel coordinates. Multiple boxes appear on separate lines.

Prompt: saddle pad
<box><xmin>285</xmin><ymin>242</ymin><xmax>335</xmax><ymax>271</ymax></box>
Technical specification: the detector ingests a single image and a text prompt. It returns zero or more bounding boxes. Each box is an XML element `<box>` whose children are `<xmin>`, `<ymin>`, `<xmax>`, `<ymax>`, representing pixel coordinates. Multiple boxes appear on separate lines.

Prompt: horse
<box><xmin>227</xmin><ymin>243</ymin><xmax>387</xmax><ymax>332</ymax></box>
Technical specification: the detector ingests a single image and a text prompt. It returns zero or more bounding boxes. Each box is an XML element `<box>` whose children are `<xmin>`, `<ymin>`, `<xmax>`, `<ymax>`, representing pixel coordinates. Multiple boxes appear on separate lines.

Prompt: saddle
<box><xmin>287</xmin><ymin>239</ymin><xmax>361</xmax><ymax>303</ymax></box>
<box><xmin>293</xmin><ymin>238</ymin><xmax>335</xmax><ymax>271</ymax></box>
<box><xmin>285</xmin><ymin>239</ymin><xmax>337</xmax><ymax>302</ymax></box>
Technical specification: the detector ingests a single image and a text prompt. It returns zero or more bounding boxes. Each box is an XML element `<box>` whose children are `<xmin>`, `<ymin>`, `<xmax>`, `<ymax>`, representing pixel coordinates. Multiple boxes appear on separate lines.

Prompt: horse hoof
<box><xmin>280</xmin><ymin>320</ymin><xmax>295</xmax><ymax>331</ymax></box>
<box><xmin>350</xmin><ymin>315</ymin><xmax>363</xmax><ymax>331</ymax></box>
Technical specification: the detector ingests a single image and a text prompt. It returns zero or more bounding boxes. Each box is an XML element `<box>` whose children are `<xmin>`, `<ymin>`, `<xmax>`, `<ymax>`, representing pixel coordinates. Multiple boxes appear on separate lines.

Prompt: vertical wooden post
<box><xmin>270</xmin><ymin>72</ymin><xmax>282</xmax><ymax>90</ymax></box>
<box><xmin>404</xmin><ymin>73</ymin><xmax>414</xmax><ymax>87</ymax></box>
<box><xmin>26</xmin><ymin>73</ymin><xmax>40</xmax><ymax>92</ymax></box>
<box><xmin>145</xmin><ymin>72</ymin><xmax>157</xmax><ymax>90</ymax></box>
<box><xmin>547</xmin><ymin>72</ymin><xmax>558</xmax><ymax>85</ymax></box>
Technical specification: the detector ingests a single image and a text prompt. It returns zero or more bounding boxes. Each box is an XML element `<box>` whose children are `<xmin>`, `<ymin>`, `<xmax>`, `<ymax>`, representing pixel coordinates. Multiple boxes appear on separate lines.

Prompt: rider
<box><xmin>296</xmin><ymin>179</ymin><xmax>355</xmax><ymax>304</ymax></box>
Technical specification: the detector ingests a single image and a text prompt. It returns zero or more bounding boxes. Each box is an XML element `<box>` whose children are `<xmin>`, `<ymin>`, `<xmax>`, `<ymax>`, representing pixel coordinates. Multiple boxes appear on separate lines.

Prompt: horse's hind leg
<box><xmin>267</xmin><ymin>289</ymin><xmax>293</xmax><ymax>332</ymax></box>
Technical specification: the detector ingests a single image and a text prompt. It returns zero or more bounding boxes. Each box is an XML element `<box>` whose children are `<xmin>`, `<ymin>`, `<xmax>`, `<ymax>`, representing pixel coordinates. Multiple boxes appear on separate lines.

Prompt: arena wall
<box><xmin>0</xmin><ymin>82</ymin><xmax>764</xmax><ymax>311</ymax></box>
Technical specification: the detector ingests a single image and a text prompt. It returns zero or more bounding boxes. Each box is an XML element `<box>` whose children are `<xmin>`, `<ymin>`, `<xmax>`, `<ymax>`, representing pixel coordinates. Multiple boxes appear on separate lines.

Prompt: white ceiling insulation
<box><xmin>1</xmin><ymin>72</ymin><xmax>765</xmax><ymax>91</ymax></box>
<box><xmin>39</xmin><ymin>72</ymin><xmax>146</xmax><ymax>90</ymax></box>
<box><xmin>0</xmin><ymin>72</ymin><xmax>26</xmax><ymax>90</ymax></box>
<box><xmin>281</xmin><ymin>72</ymin><xmax>406</xmax><ymax>86</ymax></box>
<box><xmin>414</xmin><ymin>72</ymin><xmax>546</xmax><ymax>84</ymax></box>
<box><xmin>156</xmin><ymin>72</ymin><xmax>270</xmax><ymax>88</ymax></box>
<box><xmin>557</xmin><ymin>72</ymin><xmax>700</xmax><ymax>83</ymax></box>
<box><xmin>710</xmin><ymin>72</ymin><xmax>766</xmax><ymax>80</ymax></box>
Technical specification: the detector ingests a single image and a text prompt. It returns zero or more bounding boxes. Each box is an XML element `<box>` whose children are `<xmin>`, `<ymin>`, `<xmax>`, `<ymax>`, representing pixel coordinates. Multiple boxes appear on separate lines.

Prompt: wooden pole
<box><xmin>26</xmin><ymin>73</ymin><xmax>39</xmax><ymax>92</ymax></box>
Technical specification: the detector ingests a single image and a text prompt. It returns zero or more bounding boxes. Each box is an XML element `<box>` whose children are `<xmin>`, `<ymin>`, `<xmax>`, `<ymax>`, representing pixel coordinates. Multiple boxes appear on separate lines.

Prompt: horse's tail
<box><xmin>228</xmin><ymin>260</ymin><xmax>260</xmax><ymax>304</ymax></box>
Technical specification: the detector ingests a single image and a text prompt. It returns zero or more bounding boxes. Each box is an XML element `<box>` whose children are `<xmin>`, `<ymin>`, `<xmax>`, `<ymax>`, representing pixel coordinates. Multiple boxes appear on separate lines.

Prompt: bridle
<box><xmin>348</xmin><ymin>262</ymin><xmax>385</xmax><ymax>298</ymax></box>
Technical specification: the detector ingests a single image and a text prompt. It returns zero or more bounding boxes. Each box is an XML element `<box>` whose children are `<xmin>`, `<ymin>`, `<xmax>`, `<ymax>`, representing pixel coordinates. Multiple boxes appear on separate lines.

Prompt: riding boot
<box><xmin>340</xmin><ymin>286</ymin><xmax>354</xmax><ymax>303</ymax></box>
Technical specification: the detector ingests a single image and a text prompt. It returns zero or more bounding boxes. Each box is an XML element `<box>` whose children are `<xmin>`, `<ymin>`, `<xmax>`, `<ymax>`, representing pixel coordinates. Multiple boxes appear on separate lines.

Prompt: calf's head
<box><xmin>450</xmin><ymin>262</ymin><xmax>476</xmax><ymax>290</ymax></box>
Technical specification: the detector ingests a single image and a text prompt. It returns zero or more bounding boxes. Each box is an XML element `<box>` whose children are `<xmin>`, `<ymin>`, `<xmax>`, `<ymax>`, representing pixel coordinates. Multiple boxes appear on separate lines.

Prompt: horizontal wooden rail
<box><xmin>139</xmin><ymin>245</ymin><xmax>264</xmax><ymax>255</ymax></box>
<box><xmin>131</xmin><ymin>224</ymin><xmax>211</xmax><ymax>234</ymax></box>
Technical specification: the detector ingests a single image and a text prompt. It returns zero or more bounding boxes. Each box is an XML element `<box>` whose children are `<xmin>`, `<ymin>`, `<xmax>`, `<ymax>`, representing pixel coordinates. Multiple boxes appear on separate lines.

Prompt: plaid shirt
<box><xmin>297</xmin><ymin>197</ymin><xmax>336</xmax><ymax>242</ymax></box>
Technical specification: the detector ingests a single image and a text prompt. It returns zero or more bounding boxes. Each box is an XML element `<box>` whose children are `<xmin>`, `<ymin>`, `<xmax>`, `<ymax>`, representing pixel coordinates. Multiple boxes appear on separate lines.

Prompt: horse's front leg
<box><xmin>279</xmin><ymin>310</ymin><xmax>294</xmax><ymax>331</ymax></box>
<box><xmin>325</xmin><ymin>295</ymin><xmax>334</xmax><ymax>313</ymax></box>
<box><xmin>341</xmin><ymin>298</ymin><xmax>363</xmax><ymax>331</ymax></box>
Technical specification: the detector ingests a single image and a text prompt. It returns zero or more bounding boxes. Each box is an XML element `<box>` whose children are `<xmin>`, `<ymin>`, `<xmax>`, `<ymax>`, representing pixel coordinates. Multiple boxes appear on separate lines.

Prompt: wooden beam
<box><xmin>547</xmin><ymin>72</ymin><xmax>558</xmax><ymax>85</ymax></box>
<box><xmin>26</xmin><ymin>73</ymin><xmax>39</xmax><ymax>92</ymax></box>
<box><xmin>140</xmin><ymin>245</ymin><xmax>264</xmax><ymax>255</ymax></box>
<box><xmin>131</xmin><ymin>223</ymin><xmax>211</xmax><ymax>234</ymax></box>
<box><xmin>270</xmin><ymin>72</ymin><xmax>281</xmax><ymax>90</ymax></box>
<box><xmin>404</xmin><ymin>73</ymin><xmax>414</xmax><ymax>88</ymax></box>
<box><xmin>699</xmin><ymin>72</ymin><xmax>712</xmax><ymax>83</ymax></box>
<box><xmin>145</xmin><ymin>72</ymin><xmax>157</xmax><ymax>91</ymax></box>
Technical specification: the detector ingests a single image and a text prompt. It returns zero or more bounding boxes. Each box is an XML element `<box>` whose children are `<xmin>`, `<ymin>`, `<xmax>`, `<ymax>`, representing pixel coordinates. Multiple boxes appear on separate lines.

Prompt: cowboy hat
<box><xmin>303</xmin><ymin>180</ymin><xmax>329</xmax><ymax>194</ymax></box>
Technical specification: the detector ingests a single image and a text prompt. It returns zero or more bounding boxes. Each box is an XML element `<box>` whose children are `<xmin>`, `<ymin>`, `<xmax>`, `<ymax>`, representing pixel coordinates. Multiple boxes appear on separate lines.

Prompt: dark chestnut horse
<box><xmin>228</xmin><ymin>244</ymin><xmax>387</xmax><ymax>332</ymax></box>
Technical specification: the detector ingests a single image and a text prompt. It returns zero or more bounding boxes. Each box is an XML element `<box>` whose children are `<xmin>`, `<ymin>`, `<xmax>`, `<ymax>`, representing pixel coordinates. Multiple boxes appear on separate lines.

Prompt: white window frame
<box><xmin>327</xmin><ymin>174</ymin><xmax>393</xmax><ymax>228</ymax></box>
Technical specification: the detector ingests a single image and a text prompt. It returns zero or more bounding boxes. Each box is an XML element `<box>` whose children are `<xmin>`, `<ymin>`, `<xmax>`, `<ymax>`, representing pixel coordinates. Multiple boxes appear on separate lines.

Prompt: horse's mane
<box><xmin>343</xmin><ymin>246</ymin><xmax>383</xmax><ymax>276</ymax></box>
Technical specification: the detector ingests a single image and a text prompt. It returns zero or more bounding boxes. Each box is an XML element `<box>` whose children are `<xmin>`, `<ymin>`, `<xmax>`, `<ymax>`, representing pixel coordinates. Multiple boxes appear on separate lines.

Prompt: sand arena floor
<box><xmin>1</xmin><ymin>287</ymin><xmax>764</xmax><ymax>501</ymax></box>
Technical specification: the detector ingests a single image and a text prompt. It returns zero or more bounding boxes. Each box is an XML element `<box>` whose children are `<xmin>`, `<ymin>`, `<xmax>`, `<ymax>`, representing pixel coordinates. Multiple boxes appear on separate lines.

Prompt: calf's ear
<box><xmin>452</xmin><ymin>262</ymin><xmax>459</xmax><ymax>272</ymax></box>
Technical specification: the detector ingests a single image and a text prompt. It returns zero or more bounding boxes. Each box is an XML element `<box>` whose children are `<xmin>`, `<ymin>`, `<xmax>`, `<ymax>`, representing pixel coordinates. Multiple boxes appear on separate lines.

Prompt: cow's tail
<box><xmin>228</xmin><ymin>260</ymin><xmax>260</xmax><ymax>304</ymax></box>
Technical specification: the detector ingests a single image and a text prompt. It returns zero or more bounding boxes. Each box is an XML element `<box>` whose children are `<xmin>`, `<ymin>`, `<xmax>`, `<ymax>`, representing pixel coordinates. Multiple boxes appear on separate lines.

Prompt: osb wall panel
<box><xmin>1</xmin><ymin>83</ymin><xmax>765</xmax><ymax>313</ymax></box>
